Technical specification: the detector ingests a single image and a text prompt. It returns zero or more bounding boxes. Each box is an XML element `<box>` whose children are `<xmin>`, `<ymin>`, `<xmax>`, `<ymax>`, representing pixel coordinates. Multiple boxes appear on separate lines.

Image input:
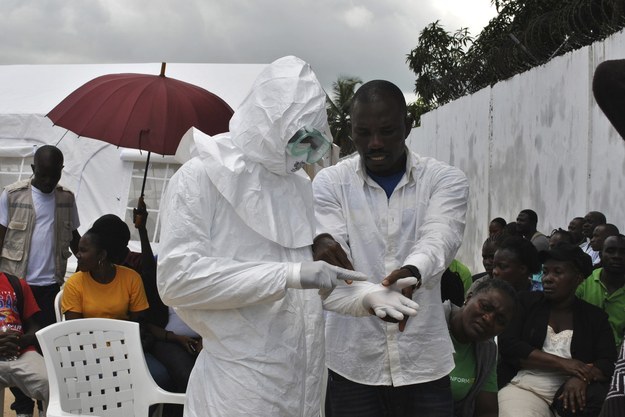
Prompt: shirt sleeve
<box><xmin>403</xmin><ymin>163</ymin><xmax>469</xmax><ymax>282</ymax></box>
<box><xmin>497</xmin><ymin>293</ymin><xmax>543</xmax><ymax>365</ymax></box>
<box><xmin>0</xmin><ymin>190</ymin><xmax>8</xmax><ymax>227</ymax></box>
<box><xmin>311</xmin><ymin>168</ymin><xmax>354</xmax><ymax>262</ymax></box>
<box><xmin>61</xmin><ymin>274</ymin><xmax>84</xmax><ymax>314</ymax></box>
<box><xmin>592</xmin><ymin>307</ymin><xmax>618</xmax><ymax>379</ymax></box>
<box><xmin>481</xmin><ymin>361</ymin><xmax>498</xmax><ymax>393</ymax></box>
<box><xmin>157</xmin><ymin>160</ymin><xmax>293</xmax><ymax>311</ymax></box>
<box><xmin>70</xmin><ymin>195</ymin><xmax>80</xmax><ymax>231</ymax></box>
<box><xmin>532</xmin><ymin>235</ymin><xmax>550</xmax><ymax>252</ymax></box>
<box><xmin>128</xmin><ymin>270</ymin><xmax>149</xmax><ymax>313</ymax></box>
<box><xmin>575</xmin><ymin>280</ymin><xmax>585</xmax><ymax>298</ymax></box>
<box><xmin>19</xmin><ymin>280</ymin><xmax>41</xmax><ymax>321</ymax></box>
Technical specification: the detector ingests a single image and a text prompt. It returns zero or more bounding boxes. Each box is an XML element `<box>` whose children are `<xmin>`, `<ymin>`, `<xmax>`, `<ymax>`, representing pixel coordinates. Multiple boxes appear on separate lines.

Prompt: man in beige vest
<box><xmin>0</xmin><ymin>144</ymin><xmax>80</xmax><ymax>417</ymax></box>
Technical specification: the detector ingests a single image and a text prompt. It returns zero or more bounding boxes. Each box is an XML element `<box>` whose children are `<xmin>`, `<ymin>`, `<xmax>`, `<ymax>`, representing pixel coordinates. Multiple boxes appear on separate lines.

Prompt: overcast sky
<box><xmin>1</xmin><ymin>0</ymin><xmax>497</xmax><ymax>100</ymax></box>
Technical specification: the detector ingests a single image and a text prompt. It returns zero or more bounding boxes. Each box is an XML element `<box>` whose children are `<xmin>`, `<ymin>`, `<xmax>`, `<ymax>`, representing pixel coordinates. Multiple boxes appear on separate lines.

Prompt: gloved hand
<box><xmin>362</xmin><ymin>278</ymin><xmax>420</xmax><ymax>320</ymax></box>
<box><xmin>286</xmin><ymin>261</ymin><xmax>368</xmax><ymax>290</ymax></box>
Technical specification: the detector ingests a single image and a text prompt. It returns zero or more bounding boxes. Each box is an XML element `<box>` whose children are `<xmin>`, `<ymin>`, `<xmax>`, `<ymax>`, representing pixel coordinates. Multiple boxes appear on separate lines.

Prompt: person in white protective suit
<box><xmin>157</xmin><ymin>56</ymin><xmax>420</xmax><ymax>417</ymax></box>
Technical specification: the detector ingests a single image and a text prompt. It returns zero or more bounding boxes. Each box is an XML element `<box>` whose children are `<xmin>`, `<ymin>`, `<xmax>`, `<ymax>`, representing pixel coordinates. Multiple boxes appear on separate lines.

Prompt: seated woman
<box><xmin>492</xmin><ymin>236</ymin><xmax>542</xmax><ymax>293</ymax></box>
<box><xmin>549</xmin><ymin>228</ymin><xmax>574</xmax><ymax>249</ymax></box>
<box><xmin>91</xmin><ymin>200</ymin><xmax>167</xmax><ymax>328</ymax></box>
<box><xmin>498</xmin><ymin>243</ymin><xmax>617</xmax><ymax>417</ymax></box>
<box><xmin>489</xmin><ymin>217</ymin><xmax>507</xmax><ymax>237</ymax></box>
<box><xmin>90</xmin><ymin>212</ymin><xmax>199</xmax><ymax>399</ymax></box>
<box><xmin>61</xmin><ymin>226</ymin><xmax>173</xmax><ymax>393</ymax></box>
<box><xmin>445</xmin><ymin>278</ymin><xmax>516</xmax><ymax>417</ymax></box>
<box><xmin>472</xmin><ymin>234</ymin><xmax>505</xmax><ymax>282</ymax></box>
<box><xmin>62</xmin><ymin>227</ymin><xmax>148</xmax><ymax>321</ymax></box>
<box><xmin>469</xmin><ymin>236</ymin><xmax>541</xmax><ymax>296</ymax></box>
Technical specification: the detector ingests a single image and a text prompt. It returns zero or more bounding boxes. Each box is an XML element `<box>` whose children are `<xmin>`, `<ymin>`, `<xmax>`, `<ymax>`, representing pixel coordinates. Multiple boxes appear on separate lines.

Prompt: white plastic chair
<box><xmin>53</xmin><ymin>289</ymin><xmax>64</xmax><ymax>323</ymax></box>
<box><xmin>36</xmin><ymin>318</ymin><xmax>185</xmax><ymax>417</ymax></box>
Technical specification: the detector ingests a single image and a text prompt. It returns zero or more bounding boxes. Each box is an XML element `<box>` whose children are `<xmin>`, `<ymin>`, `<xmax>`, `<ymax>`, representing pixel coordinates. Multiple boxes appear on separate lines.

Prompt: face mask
<box><xmin>285</xmin><ymin>126</ymin><xmax>331</xmax><ymax>171</ymax></box>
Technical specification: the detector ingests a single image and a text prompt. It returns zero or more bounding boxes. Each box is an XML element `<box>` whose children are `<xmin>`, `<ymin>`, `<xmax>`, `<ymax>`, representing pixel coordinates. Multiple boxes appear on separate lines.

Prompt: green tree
<box><xmin>406</xmin><ymin>21</ymin><xmax>473</xmax><ymax>108</ymax></box>
<box><xmin>407</xmin><ymin>97</ymin><xmax>433</xmax><ymax>128</ymax></box>
<box><xmin>326</xmin><ymin>75</ymin><xmax>362</xmax><ymax>157</ymax></box>
<box><xmin>407</xmin><ymin>0</ymin><xmax>625</xmax><ymax>109</ymax></box>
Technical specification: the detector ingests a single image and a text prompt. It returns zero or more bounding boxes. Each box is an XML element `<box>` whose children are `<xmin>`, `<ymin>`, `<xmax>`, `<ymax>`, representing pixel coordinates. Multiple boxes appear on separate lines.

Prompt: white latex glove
<box><xmin>286</xmin><ymin>261</ymin><xmax>368</xmax><ymax>290</ymax></box>
<box><xmin>362</xmin><ymin>277</ymin><xmax>420</xmax><ymax>320</ymax></box>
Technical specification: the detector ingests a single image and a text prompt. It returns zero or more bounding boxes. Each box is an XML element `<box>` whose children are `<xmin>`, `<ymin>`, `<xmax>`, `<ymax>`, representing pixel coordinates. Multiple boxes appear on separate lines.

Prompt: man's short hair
<box><xmin>604</xmin><ymin>223</ymin><xmax>620</xmax><ymax>234</ymax></box>
<box><xmin>351</xmin><ymin>80</ymin><xmax>407</xmax><ymax>115</ymax></box>
<box><xmin>520</xmin><ymin>209</ymin><xmax>538</xmax><ymax>226</ymax></box>
<box><xmin>587</xmin><ymin>211</ymin><xmax>607</xmax><ymax>225</ymax></box>
<box><xmin>607</xmin><ymin>234</ymin><xmax>625</xmax><ymax>244</ymax></box>
<box><xmin>491</xmin><ymin>217</ymin><xmax>507</xmax><ymax>228</ymax></box>
<box><xmin>34</xmin><ymin>145</ymin><xmax>64</xmax><ymax>166</ymax></box>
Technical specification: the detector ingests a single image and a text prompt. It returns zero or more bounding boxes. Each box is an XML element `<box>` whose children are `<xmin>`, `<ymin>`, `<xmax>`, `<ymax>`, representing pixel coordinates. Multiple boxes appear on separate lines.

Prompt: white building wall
<box><xmin>408</xmin><ymin>29</ymin><xmax>625</xmax><ymax>273</ymax></box>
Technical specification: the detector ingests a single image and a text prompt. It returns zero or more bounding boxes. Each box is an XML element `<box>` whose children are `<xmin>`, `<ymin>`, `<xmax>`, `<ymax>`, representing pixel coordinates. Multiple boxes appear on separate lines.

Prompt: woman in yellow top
<box><xmin>62</xmin><ymin>226</ymin><xmax>149</xmax><ymax>320</ymax></box>
<box><xmin>61</xmin><ymin>225</ymin><xmax>174</xmax><ymax>395</ymax></box>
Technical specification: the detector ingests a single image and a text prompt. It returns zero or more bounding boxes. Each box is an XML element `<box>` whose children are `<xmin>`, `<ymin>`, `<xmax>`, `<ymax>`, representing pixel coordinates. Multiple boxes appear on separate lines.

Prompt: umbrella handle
<box><xmin>140</xmin><ymin>151</ymin><xmax>151</xmax><ymax>198</ymax></box>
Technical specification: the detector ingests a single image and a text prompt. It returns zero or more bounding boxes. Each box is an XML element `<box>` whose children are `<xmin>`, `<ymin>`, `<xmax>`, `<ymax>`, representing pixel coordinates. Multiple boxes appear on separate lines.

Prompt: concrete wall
<box><xmin>407</xmin><ymin>29</ymin><xmax>625</xmax><ymax>274</ymax></box>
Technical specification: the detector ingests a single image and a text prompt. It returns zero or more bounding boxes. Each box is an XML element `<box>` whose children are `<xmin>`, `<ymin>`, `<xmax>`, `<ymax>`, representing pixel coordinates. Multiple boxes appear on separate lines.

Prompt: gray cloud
<box><xmin>0</xmin><ymin>0</ymin><xmax>495</xmax><ymax>98</ymax></box>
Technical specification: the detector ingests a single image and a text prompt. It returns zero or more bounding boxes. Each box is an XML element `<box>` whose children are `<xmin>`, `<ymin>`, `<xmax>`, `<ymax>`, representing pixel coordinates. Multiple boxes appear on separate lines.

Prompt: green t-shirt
<box><xmin>576</xmin><ymin>268</ymin><xmax>625</xmax><ymax>348</ymax></box>
<box><xmin>449</xmin><ymin>259</ymin><xmax>473</xmax><ymax>296</ymax></box>
<box><xmin>449</xmin><ymin>333</ymin><xmax>498</xmax><ymax>402</ymax></box>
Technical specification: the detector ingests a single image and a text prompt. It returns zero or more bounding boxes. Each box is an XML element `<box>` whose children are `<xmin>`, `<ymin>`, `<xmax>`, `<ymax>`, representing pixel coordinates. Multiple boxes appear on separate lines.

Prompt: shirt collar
<box><xmin>356</xmin><ymin>147</ymin><xmax>418</xmax><ymax>185</ymax></box>
<box><xmin>593</xmin><ymin>268</ymin><xmax>603</xmax><ymax>282</ymax></box>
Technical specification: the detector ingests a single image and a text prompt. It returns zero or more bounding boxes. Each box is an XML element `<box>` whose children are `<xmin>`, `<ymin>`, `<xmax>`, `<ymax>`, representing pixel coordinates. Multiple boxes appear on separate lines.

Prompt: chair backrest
<box><xmin>36</xmin><ymin>318</ymin><xmax>184</xmax><ymax>417</ymax></box>
<box><xmin>53</xmin><ymin>288</ymin><xmax>63</xmax><ymax>322</ymax></box>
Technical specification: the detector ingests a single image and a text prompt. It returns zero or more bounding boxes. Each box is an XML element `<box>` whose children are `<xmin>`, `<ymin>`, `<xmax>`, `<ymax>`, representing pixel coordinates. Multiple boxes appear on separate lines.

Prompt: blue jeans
<box><xmin>151</xmin><ymin>340</ymin><xmax>197</xmax><ymax>392</ymax></box>
<box><xmin>326</xmin><ymin>369</ymin><xmax>453</xmax><ymax>417</ymax></box>
<box><xmin>145</xmin><ymin>352</ymin><xmax>174</xmax><ymax>391</ymax></box>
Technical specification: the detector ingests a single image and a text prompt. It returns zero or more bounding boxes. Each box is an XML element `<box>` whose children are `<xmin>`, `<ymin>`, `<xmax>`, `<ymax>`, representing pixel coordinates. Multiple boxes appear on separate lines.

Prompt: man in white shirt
<box><xmin>0</xmin><ymin>145</ymin><xmax>80</xmax><ymax>417</ymax></box>
<box><xmin>157</xmin><ymin>58</ymin><xmax>419</xmax><ymax>417</ymax></box>
<box><xmin>313</xmin><ymin>80</ymin><xmax>469</xmax><ymax>417</ymax></box>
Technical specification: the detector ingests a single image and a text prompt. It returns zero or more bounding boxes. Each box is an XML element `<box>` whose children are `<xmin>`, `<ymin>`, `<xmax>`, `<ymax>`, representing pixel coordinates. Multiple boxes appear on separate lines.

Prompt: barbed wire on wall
<box><xmin>483</xmin><ymin>0</ymin><xmax>623</xmax><ymax>88</ymax></box>
<box><xmin>423</xmin><ymin>0</ymin><xmax>625</xmax><ymax>108</ymax></box>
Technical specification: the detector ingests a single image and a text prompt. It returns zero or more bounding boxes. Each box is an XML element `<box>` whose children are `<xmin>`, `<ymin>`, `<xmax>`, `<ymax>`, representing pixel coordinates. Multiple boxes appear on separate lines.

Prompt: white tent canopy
<box><xmin>0</xmin><ymin>62</ymin><xmax>266</xmax><ymax>260</ymax></box>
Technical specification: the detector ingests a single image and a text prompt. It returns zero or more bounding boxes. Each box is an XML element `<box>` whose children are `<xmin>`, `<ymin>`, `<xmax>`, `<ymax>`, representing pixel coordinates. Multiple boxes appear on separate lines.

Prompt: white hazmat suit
<box><xmin>157</xmin><ymin>56</ymin><xmax>415</xmax><ymax>417</ymax></box>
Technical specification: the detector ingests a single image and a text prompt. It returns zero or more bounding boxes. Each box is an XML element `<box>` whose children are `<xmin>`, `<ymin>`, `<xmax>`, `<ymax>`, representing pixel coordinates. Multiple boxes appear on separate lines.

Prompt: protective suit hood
<box><xmin>198</xmin><ymin>56</ymin><xmax>330</xmax><ymax>248</ymax></box>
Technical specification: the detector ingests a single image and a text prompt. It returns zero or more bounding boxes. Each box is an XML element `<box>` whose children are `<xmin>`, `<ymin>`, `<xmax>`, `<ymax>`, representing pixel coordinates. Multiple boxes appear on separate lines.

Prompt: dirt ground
<box><xmin>3</xmin><ymin>389</ymin><xmax>13</xmax><ymax>417</ymax></box>
<box><xmin>2</xmin><ymin>390</ymin><xmax>44</xmax><ymax>417</ymax></box>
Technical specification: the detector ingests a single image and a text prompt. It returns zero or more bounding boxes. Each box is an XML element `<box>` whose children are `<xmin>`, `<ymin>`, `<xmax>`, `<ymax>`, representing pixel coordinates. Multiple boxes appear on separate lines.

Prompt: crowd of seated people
<box><xmin>432</xmin><ymin>209</ymin><xmax>625</xmax><ymax>417</ymax></box>
<box><xmin>3</xmin><ymin>176</ymin><xmax>625</xmax><ymax>417</ymax></box>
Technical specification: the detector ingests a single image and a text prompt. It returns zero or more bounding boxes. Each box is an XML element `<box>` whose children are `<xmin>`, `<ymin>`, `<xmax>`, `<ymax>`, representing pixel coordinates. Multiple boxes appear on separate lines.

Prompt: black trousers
<box><xmin>11</xmin><ymin>283</ymin><xmax>59</xmax><ymax>414</ymax></box>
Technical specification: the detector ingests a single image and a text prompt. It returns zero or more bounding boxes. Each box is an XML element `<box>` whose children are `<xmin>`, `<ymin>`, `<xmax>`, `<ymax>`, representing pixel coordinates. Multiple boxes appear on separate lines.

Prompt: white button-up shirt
<box><xmin>314</xmin><ymin>150</ymin><xmax>468</xmax><ymax>386</ymax></box>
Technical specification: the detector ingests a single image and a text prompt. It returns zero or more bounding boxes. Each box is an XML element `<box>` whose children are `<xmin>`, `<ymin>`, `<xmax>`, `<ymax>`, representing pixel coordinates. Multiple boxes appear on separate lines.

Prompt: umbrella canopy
<box><xmin>47</xmin><ymin>63</ymin><xmax>234</xmax><ymax>155</ymax></box>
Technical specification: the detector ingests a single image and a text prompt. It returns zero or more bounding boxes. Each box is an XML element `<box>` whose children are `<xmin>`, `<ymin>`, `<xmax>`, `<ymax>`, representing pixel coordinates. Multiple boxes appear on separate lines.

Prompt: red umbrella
<box><xmin>48</xmin><ymin>62</ymin><xmax>233</xmax><ymax>197</ymax></box>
